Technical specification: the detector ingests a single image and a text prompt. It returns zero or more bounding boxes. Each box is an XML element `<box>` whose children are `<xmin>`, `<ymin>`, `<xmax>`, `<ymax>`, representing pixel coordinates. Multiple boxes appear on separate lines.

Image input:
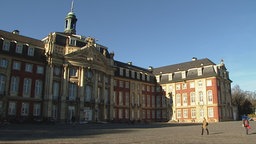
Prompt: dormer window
<box><xmin>182</xmin><ymin>71</ymin><xmax>186</xmax><ymax>79</ymax></box>
<box><xmin>168</xmin><ymin>73</ymin><xmax>172</xmax><ymax>81</ymax></box>
<box><xmin>27</xmin><ymin>47</ymin><xmax>34</xmax><ymax>56</ymax></box>
<box><xmin>16</xmin><ymin>43</ymin><xmax>23</xmax><ymax>54</ymax></box>
<box><xmin>69</xmin><ymin>38</ymin><xmax>76</xmax><ymax>46</ymax></box>
<box><xmin>3</xmin><ymin>40</ymin><xmax>10</xmax><ymax>51</ymax></box>
<box><xmin>198</xmin><ymin>68</ymin><xmax>202</xmax><ymax>76</ymax></box>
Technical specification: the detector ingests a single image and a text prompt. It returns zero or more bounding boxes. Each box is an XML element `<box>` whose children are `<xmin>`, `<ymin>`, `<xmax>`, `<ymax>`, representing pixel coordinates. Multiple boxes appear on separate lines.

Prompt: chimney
<box><xmin>128</xmin><ymin>62</ymin><xmax>132</xmax><ymax>65</ymax></box>
<box><xmin>192</xmin><ymin>57</ymin><xmax>197</xmax><ymax>61</ymax></box>
<box><xmin>12</xmin><ymin>30</ymin><xmax>20</xmax><ymax>35</ymax></box>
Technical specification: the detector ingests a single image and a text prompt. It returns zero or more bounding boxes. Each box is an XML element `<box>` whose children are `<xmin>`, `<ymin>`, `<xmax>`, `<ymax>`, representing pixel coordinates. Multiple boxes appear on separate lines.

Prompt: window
<box><xmin>25</xmin><ymin>63</ymin><xmax>33</xmax><ymax>72</ymax></box>
<box><xmin>23</xmin><ymin>78</ymin><xmax>32</xmax><ymax>97</ymax></box>
<box><xmin>35</xmin><ymin>80</ymin><xmax>43</xmax><ymax>98</ymax></box>
<box><xmin>119</xmin><ymin>81</ymin><xmax>124</xmax><ymax>88</ymax></box>
<box><xmin>191</xmin><ymin>108</ymin><xmax>196</xmax><ymax>118</ymax></box>
<box><xmin>52</xmin><ymin>105</ymin><xmax>57</xmax><ymax>119</ymax></box>
<box><xmin>33</xmin><ymin>103</ymin><xmax>41</xmax><ymax>116</ymax></box>
<box><xmin>125</xmin><ymin>69</ymin><xmax>129</xmax><ymax>77</ymax></box>
<box><xmin>12</xmin><ymin>61</ymin><xmax>21</xmax><ymax>70</ymax></box>
<box><xmin>36</xmin><ymin>66</ymin><xmax>44</xmax><ymax>74</ymax></box>
<box><xmin>16</xmin><ymin>43</ymin><xmax>23</xmax><ymax>54</ymax></box>
<box><xmin>68</xmin><ymin>83</ymin><xmax>77</xmax><ymax>100</ymax></box>
<box><xmin>176</xmin><ymin>84</ymin><xmax>180</xmax><ymax>90</ymax></box>
<box><xmin>131</xmin><ymin>71</ymin><xmax>135</xmax><ymax>78</ymax></box>
<box><xmin>198</xmin><ymin>68</ymin><xmax>202</xmax><ymax>76</ymax></box>
<box><xmin>142</xmin><ymin>73</ymin><xmax>145</xmax><ymax>80</ymax></box>
<box><xmin>176</xmin><ymin>94</ymin><xmax>181</xmax><ymax>106</ymax></box>
<box><xmin>156</xmin><ymin>75</ymin><xmax>160</xmax><ymax>82</ymax></box>
<box><xmin>177</xmin><ymin>109</ymin><xmax>181</xmax><ymax>118</ymax></box>
<box><xmin>0</xmin><ymin>74</ymin><xmax>6</xmax><ymax>94</ymax></box>
<box><xmin>200</xmin><ymin>109</ymin><xmax>204</xmax><ymax>118</ymax></box>
<box><xmin>119</xmin><ymin>68</ymin><xmax>123</xmax><ymax>76</ymax></box>
<box><xmin>53</xmin><ymin>82</ymin><xmax>60</xmax><ymax>100</ymax></box>
<box><xmin>198</xmin><ymin>80</ymin><xmax>203</xmax><ymax>87</ymax></box>
<box><xmin>168</xmin><ymin>73</ymin><xmax>172</xmax><ymax>81</ymax></box>
<box><xmin>137</xmin><ymin>72</ymin><xmax>140</xmax><ymax>80</ymax></box>
<box><xmin>3</xmin><ymin>41</ymin><xmax>10</xmax><ymax>51</ymax></box>
<box><xmin>27</xmin><ymin>47</ymin><xmax>34</xmax><ymax>56</ymax></box>
<box><xmin>10</xmin><ymin>76</ymin><xmax>19</xmax><ymax>95</ymax></box>
<box><xmin>8</xmin><ymin>101</ymin><xmax>16</xmax><ymax>115</ymax></box>
<box><xmin>190</xmin><ymin>81</ymin><xmax>195</xmax><ymax>88</ymax></box>
<box><xmin>125</xmin><ymin>81</ymin><xmax>129</xmax><ymax>89</ymax></box>
<box><xmin>208</xmin><ymin>107</ymin><xmax>214</xmax><ymax>117</ymax></box>
<box><xmin>118</xmin><ymin>92</ymin><xmax>123</xmax><ymax>105</ymax></box>
<box><xmin>190</xmin><ymin>92</ymin><xmax>196</xmax><ymax>105</ymax></box>
<box><xmin>182</xmin><ymin>83</ymin><xmax>187</xmax><ymax>89</ymax></box>
<box><xmin>0</xmin><ymin>59</ymin><xmax>8</xmax><ymax>68</ymax></box>
<box><xmin>86</xmin><ymin>70</ymin><xmax>92</xmax><ymax>79</ymax></box>
<box><xmin>182</xmin><ymin>93</ymin><xmax>187</xmax><ymax>106</ymax></box>
<box><xmin>21</xmin><ymin>102</ymin><xmax>29</xmax><ymax>116</ymax></box>
<box><xmin>182</xmin><ymin>71</ymin><xmax>186</xmax><ymax>79</ymax></box>
<box><xmin>206</xmin><ymin>79</ymin><xmax>212</xmax><ymax>86</ymax></box>
<box><xmin>85</xmin><ymin>85</ymin><xmax>92</xmax><ymax>102</ymax></box>
<box><xmin>69</xmin><ymin>38</ymin><xmax>76</xmax><ymax>46</ymax></box>
<box><xmin>54</xmin><ymin>66</ymin><xmax>61</xmax><ymax>76</ymax></box>
<box><xmin>199</xmin><ymin>91</ymin><xmax>204</xmax><ymax>103</ymax></box>
<box><xmin>207</xmin><ymin>90</ymin><xmax>213</xmax><ymax>103</ymax></box>
<box><xmin>183</xmin><ymin>109</ymin><xmax>188</xmax><ymax>118</ymax></box>
<box><xmin>69</xmin><ymin>67</ymin><xmax>77</xmax><ymax>77</ymax></box>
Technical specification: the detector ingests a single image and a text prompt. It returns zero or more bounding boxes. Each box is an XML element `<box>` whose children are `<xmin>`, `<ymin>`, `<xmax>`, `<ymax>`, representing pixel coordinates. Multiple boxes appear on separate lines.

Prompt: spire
<box><xmin>64</xmin><ymin>0</ymin><xmax>77</xmax><ymax>34</ymax></box>
<box><xmin>71</xmin><ymin>0</ymin><xmax>74</xmax><ymax>12</ymax></box>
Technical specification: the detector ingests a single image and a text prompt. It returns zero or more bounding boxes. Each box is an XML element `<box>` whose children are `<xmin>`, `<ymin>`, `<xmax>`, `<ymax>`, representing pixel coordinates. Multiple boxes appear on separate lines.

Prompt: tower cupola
<box><xmin>64</xmin><ymin>0</ymin><xmax>77</xmax><ymax>34</ymax></box>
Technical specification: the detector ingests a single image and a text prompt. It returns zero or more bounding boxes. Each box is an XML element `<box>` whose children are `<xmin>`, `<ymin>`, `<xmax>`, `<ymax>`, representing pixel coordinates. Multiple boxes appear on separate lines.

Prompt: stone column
<box><xmin>60</xmin><ymin>64</ymin><xmax>68</xmax><ymax>121</ymax></box>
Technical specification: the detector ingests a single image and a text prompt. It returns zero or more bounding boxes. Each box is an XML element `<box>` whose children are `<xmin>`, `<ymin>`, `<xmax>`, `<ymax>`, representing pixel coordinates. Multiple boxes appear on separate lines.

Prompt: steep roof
<box><xmin>0</xmin><ymin>29</ymin><xmax>44</xmax><ymax>48</ymax></box>
<box><xmin>153</xmin><ymin>58</ymin><xmax>215</xmax><ymax>74</ymax></box>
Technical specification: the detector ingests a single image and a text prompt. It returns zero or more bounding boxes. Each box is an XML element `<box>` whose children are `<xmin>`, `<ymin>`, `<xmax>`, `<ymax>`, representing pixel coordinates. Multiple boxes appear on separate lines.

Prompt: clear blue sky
<box><xmin>1</xmin><ymin>0</ymin><xmax>256</xmax><ymax>92</ymax></box>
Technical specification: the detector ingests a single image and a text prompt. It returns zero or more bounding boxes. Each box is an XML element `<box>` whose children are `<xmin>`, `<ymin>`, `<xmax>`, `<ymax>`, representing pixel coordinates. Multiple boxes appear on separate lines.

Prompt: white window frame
<box><xmin>8</xmin><ymin>101</ymin><xmax>16</xmax><ymax>115</ymax></box>
<box><xmin>68</xmin><ymin>83</ymin><xmax>77</xmax><ymax>100</ymax></box>
<box><xmin>53</xmin><ymin>82</ymin><xmax>60</xmax><ymax>100</ymax></box>
<box><xmin>21</xmin><ymin>102</ymin><xmax>29</xmax><ymax>116</ymax></box>
<box><xmin>177</xmin><ymin>109</ymin><xmax>181</xmax><ymax>118</ymax></box>
<box><xmin>207</xmin><ymin>90</ymin><xmax>213</xmax><ymax>104</ymax></box>
<box><xmin>35</xmin><ymin>80</ymin><xmax>43</xmax><ymax>98</ymax></box>
<box><xmin>0</xmin><ymin>59</ymin><xmax>8</xmax><ymax>68</ymax></box>
<box><xmin>190</xmin><ymin>81</ymin><xmax>195</xmax><ymax>88</ymax></box>
<box><xmin>206</xmin><ymin>79</ymin><xmax>212</xmax><ymax>86</ymax></box>
<box><xmin>191</xmin><ymin>108</ymin><xmax>196</xmax><ymax>118</ymax></box>
<box><xmin>176</xmin><ymin>94</ymin><xmax>181</xmax><ymax>106</ymax></box>
<box><xmin>25</xmin><ymin>63</ymin><xmax>33</xmax><ymax>72</ymax></box>
<box><xmin>23</xmin><ymin>78</ymin><xmax>32</xmax><ymax>97</ymax></box>
<box><xmin>33</xmin><ymin>103</ymin><xmax>41</xmax><ymax>116</ymax></box>
<box><xmin>15</xmin><ymin>43</ymin><xmax>23</xmax><ymax>54</ymax></box>
<box><xmin>27</xmin><ymin>47</ymin><xmax>34</xmax><ymax>56</ymax></box>
<box><xmin>36</xmin><ymin>66</ymin><xmax>44</xmax><ymax>74</ymax></box>
<box><xmin>3</xmin><ymin>40</ymin><xmax>10</xmax><ymax>51</ymax></box>
<box><xmin>183</xmin><ymin>109</ymin><xmax>188</xmax><ymax>118</ymax></box>
<box><xmin>208</xmin><ymin>107</ymin><xmax>214</xmax><ymax>118</ymax></box>
<box><xmin>0</xmin><ymin>74</ymin><xmax>6</xmax><ymax>94</ymax></box>
<box><xmin>10</xmin><ymin>76</ymin><xmax>19</xmax><ymax>95</ymax></box>
<box><xmin>12</xmin><ymin>61</ymin><xmax>21</xmax><ymax>70</ymax></box>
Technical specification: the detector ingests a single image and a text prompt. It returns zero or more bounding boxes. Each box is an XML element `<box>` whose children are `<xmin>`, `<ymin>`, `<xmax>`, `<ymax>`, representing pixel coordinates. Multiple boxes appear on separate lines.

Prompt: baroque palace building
<box><xmin>154</xmin><ymin>57</ymin><xmax>233</xmax><ymax>122</ymax></box>
<box><xmin>0</xmin><ymin>4</ymin><xmax>168</xmax><ymax>123</ymax></box>
<box><xmin>0</xmin><ymin>3</ymin><xmax>232</xmax><ymax>124</ymax></box>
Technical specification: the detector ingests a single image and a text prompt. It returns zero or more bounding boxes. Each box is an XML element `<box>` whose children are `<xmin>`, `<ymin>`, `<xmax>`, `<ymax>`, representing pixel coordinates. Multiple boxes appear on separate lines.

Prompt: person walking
<box><xmin>242</xmin><ymin>115</ymin><xmax>251</xmax><ymax>135</ymax></box>
<box><xmin>201</xmin><ymin>117</ymin><xmax>209</xmax><ymax>135</ymax></box>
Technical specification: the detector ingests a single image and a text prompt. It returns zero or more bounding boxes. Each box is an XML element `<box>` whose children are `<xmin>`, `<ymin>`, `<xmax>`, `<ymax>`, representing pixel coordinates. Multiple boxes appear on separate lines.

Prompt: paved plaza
<box><xmin>0</xmin><ymin>121</ymin><xmax>255</xmax><ymax>144</ymax></box>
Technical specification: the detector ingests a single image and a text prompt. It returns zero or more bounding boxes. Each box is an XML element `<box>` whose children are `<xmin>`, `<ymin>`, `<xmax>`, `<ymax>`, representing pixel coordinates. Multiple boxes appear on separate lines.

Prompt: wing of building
<box><xmin>153</xmin><ymin>57</ymin><xmax>233</xmax><ymax>122</ymax></box>
<box><xmin>0</xmin><ymin>3</ymin><xmax>232</xmax><ymax>124</ymax></box>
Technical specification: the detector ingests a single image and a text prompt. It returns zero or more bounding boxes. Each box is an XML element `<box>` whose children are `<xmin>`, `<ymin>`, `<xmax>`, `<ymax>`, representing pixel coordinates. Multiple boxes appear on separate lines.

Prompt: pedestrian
<box><xmin>242</xmin><ymin>115</ymin><xmax>251</xmax><ymax>135</ymax></box>
<box><xmin>201</xmin><ymin>117</ymin><xmax>209</xmax><ymax>135</ymax></box>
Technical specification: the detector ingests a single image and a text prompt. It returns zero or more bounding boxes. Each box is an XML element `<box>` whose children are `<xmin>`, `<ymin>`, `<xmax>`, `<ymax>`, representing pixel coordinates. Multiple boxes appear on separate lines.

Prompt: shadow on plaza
<box><xmin>0</xmin><ymin>122</ymin><xmax>201</xmax><ymax>142</ymax></box>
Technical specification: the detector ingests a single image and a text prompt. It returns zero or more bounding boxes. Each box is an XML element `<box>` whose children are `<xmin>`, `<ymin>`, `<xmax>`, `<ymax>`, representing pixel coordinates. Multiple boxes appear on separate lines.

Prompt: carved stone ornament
<box><xmin>85</xmin><ymin>37</ymin><xmax>95</xmax><ymax>47</ymax></box>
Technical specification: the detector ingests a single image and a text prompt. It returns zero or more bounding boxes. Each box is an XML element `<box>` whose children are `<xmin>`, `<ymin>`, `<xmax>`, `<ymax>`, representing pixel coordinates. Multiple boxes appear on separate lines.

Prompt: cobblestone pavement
<box><xmin>0</xmin><ymin>121</ymin><xmax>255</xmax><ymax>144</ymax></box>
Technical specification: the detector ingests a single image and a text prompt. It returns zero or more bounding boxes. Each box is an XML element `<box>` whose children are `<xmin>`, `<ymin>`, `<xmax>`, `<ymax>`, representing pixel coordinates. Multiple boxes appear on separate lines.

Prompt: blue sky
<box><xmin>1</xmin><ymin>0</ymin><xmax>256</xmax><ymax>92</ymax></box>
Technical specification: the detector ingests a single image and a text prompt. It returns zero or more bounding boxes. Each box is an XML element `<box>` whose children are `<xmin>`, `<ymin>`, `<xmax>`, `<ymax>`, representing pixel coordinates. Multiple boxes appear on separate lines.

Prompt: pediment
<box><xmin>64</xmin><ymin>46</ymin><xmax>110</xmax><ymax>67</ymax></box>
